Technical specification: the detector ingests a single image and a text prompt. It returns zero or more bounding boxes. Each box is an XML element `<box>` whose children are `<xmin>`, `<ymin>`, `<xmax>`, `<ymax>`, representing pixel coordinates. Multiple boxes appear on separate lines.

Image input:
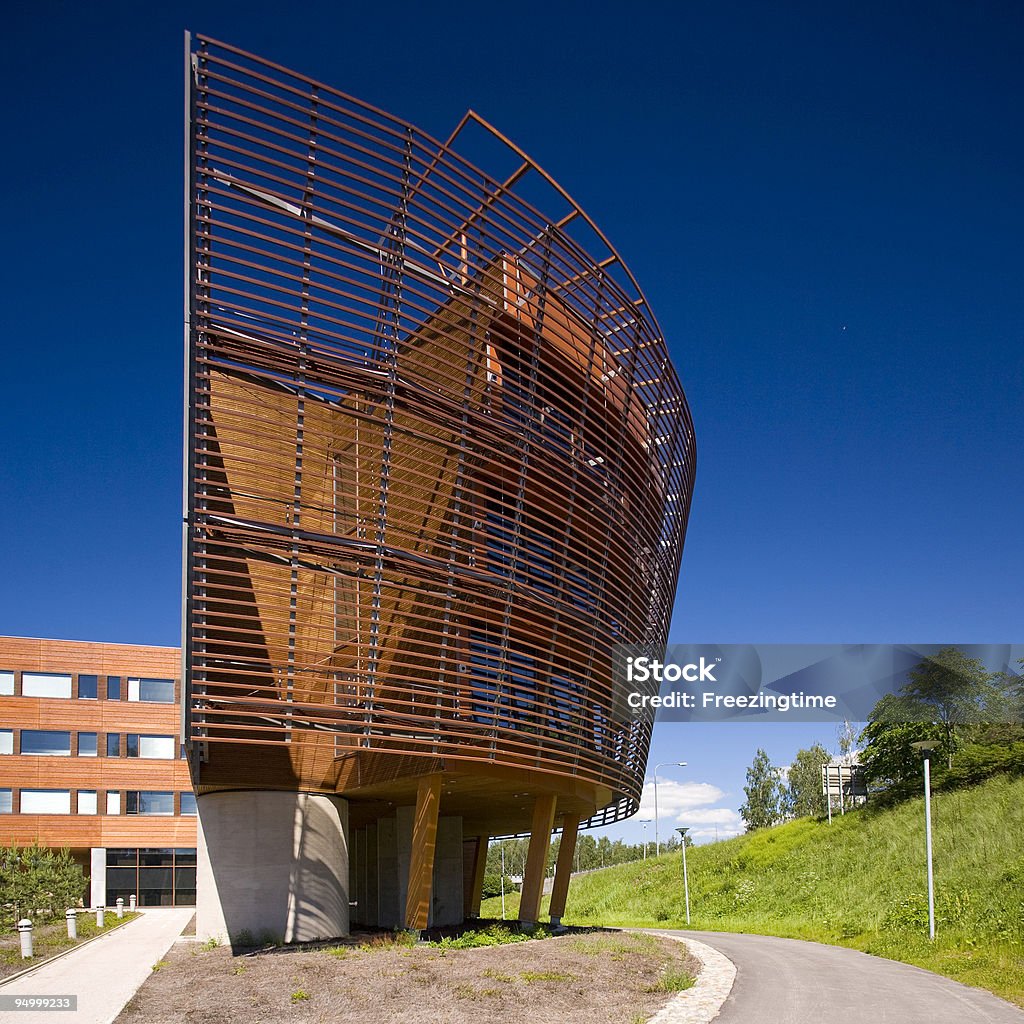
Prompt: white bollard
<box><xmin>116</xmin><ymin>897</ymin><xmax>124</xmax><ymax>919</ymax></box>
<box><xmin>129</xmin><ymin>894</ymin><xmax>137</xmax><ymax>910</ymax></box>
<box><xmin>18</xmin><ymin>919</ymin><xmax>33</xmax><ymax>959</ymax></box>
<box><xmin>95</xmin><ymin>905</ymin><xmax>104</xmax><ymax>928</ymax></box>
<box><xmin>66</xmin><ymin>909</ymin><xmax>78</xmax><ymax>940</ymax></box>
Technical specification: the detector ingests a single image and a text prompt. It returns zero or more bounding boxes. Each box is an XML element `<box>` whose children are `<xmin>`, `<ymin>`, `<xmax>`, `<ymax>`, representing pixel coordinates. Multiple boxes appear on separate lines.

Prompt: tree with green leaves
<box><xmin>787</xmin><ymin>743</ymin><xmax>832</xmax><ymax>818</ymax></box>
<box><xmin>0</xmin><ymin>842</ymin><xmax>84</xmax><ymax>925</ymax></box>
<box><xmin>740</xmin><ymin>748</ymin><xmax>787</xmax><ymax>830</ymax></box>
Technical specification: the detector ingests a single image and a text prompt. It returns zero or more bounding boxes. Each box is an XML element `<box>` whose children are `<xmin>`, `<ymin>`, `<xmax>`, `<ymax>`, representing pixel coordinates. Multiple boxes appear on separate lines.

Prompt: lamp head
<box><xmin>676</xmin><ymin>827</ymin><xmax>689</xmax><ymax>838</ymax></box>
<box><xmin>911</xmin><ymin>740</ymin><xmax>940</xmax><ymax>755</ymax></box>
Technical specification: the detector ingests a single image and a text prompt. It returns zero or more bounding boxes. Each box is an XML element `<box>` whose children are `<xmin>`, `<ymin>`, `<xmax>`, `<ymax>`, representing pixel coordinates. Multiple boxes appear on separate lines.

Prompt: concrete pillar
<box><xmin>377</xmin><ymin>816</ymin><xmax>399</xmax><ymax>928</ymax></box>
<box><xmin>356</xmin><ymin>829</ymin><xmax>369</xmax><ymax>927</ymax></box>
<box><xmin>364</xmin><ymin>824</ymin><xmax>379</xmax><ymax>927</ymax></box>
<box><xmin>548</xmin><ymin>813</ymin><xmax>580</xmax><ymax>926</ymax></box>
<box><xmin>405</xmin><ymin>775</ymin><xmax>442</xmax><ymax>931</ymax></box>
<box><xmin>350</xmin><ymin>828</ymin><xmax>362</xmax><ymax>926</ymax></box>
<box><xmin>431</xmin><ymin>816</ymin><xmax>464</xmax><ymax>927</ymax></box>
<box><xmin>89</xmin><ymin>848</ymin><xmax>106</xmax><ymax>909</ymax></box>
<box><xmin>196</xmin><ymin>790</ymin><xmax>349</xmax><ymax>945</ymax></box>
<box><xmin>518</xmin><ymin>793</ymin><xmax>557</xmax><ymax>926</ymax></box>
<box><xmin>465</xmin><ymin>836</ymin><xmax>489</xmax><ymax>918</ymax></box>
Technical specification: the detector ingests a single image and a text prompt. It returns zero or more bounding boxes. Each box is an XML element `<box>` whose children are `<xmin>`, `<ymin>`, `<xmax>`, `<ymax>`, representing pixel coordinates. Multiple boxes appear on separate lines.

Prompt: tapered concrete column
<box><xmin>404</xmin><ymin>775</ymin><xmax>442</xmax><ymax>931</ymax></box>
<box><xmin>518</xmin><ymin>793</ymin><xmax>557</xmax><ymax>926</ymax></box>
<box><xmin>197</xmin><ymin>790</ymin><xmax>349</xmax><ymax>945</ymax></box>
<box><xmin>548</xmin><ymin>813</ymin><xmax>580</xmax><ymax>926</ymax></box>
<box><xmin>89</xmin><ymin>849</ymin><xmax>106</xmax><ymax>909</ymax></box>
<box><xmin>466</xmin><ymin>836</ymin><xmax>489</xmax><ymax>918</ymax></box>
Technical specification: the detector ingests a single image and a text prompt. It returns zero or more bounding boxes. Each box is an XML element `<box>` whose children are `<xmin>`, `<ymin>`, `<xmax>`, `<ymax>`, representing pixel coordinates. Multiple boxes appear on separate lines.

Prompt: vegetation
<box><xmin>0</xmin><ymin>843</ymin><xmax>85</xmax><ymax>926</ymax></box>
<box><xmin>482</xmin><ymin>774</ymin><xmax>1024</xmax><ymax>1007</ymax></box>
<box><xmin>740</xmin><ymin>747</ymin><xmax>787</xmax><ymax>829</ymax></box>
<box><xmin>427</xmin><ymin>924</ymin><xmax>551</xmax><ymax>950</ymax></box>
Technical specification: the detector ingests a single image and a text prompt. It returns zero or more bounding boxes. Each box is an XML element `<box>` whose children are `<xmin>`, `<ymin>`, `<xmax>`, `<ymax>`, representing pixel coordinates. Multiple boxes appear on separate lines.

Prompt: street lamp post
<box><xmin>653</xmin><ymin>761</ymin><xmax>687</xmax><ymax>856</ymax></box>
<box><xmin>911</xmin><ymin>740</ymin><xmax>939</xmax><ymax>940</ymax></box>
<box><xmin>676</xmin><ymin>827</ymin><xmax>691</xmax><ymax>925</ymax></box>
<box><xmin>640</xmin><ymin>820</ymin><xmax>651</xmax><ymax>861</ymax></box>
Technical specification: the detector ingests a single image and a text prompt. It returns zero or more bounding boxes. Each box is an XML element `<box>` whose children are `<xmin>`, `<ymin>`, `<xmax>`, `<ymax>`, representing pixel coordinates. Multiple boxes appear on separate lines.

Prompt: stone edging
<box><xmin>642</xmin><ymin>930</ymin><xmax>737</xmax><ymax>1024</ymax></box>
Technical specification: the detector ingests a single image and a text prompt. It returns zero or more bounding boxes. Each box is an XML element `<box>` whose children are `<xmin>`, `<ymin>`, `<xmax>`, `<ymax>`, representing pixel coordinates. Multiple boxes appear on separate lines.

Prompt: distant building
<box><xmin>0</xmin><ymin>637</ymin><xmax>196</xmax><ymax>908</ymax></box>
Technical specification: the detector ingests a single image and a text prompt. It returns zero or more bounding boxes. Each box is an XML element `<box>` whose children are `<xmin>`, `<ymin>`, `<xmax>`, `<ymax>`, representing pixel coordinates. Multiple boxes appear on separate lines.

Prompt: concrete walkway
<box><xmin>0</xmin><ymin>909</ymin><xmax>193</xmax><ymax>1024</ymax></box>
<box><xmin>657</xmin><ymin>930</ymin><xmax>1024</xmax><ymax>1024</ymax></box>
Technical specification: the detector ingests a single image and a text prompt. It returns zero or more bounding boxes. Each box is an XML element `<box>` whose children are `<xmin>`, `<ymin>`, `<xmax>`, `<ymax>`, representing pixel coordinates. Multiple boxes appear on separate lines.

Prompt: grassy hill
<box><xmin>481</xmin><ymin>774</ymin><xmax>1024</xmax><ymax>1007</ymax></box>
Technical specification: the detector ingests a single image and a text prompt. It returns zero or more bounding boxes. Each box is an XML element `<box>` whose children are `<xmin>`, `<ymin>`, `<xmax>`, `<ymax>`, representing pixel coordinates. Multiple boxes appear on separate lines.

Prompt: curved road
<box><xmin>657</xmin><ymin>930</ymin><xmax>1024</xmax><ymax>1023</ymax></box>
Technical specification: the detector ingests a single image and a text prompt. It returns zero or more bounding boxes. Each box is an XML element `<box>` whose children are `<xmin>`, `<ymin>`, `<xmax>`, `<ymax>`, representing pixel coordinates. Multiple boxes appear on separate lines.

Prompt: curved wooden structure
<box><xmin>183</xmin><ymin>36</ymin><xmax>695</xmax><ymax>910</ymax></box>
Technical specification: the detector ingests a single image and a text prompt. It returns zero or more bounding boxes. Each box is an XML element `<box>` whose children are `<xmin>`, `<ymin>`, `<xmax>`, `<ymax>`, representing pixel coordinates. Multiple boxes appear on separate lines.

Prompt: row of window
<box><xmin>0</xmin><ymin>730</ymin><xmax>180</xmax><ymax>759</ymax></box>
<box><xmin>0</xmin><ymin>671</ymin><xmax>175</xmax><ymax>703</ymax></box>
<box><xmin>0</xmin><ymin>789</ymin><xmax>197</xmax><ymax>816</ymax></box>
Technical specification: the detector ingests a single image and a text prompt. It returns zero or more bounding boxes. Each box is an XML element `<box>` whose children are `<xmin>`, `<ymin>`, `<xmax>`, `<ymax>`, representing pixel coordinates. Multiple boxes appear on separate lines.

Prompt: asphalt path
<box><xmin>657</xmin><ymin>930</ymin><xmax>1024</xmax><ymax>1024</ymax></box>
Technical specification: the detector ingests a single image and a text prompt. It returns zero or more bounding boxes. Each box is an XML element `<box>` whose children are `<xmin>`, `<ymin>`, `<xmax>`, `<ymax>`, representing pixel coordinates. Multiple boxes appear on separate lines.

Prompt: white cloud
<box><xmin>636</xmin><ymin>778</ymin><xmax>744</xmax><ymax>844</ymax></box>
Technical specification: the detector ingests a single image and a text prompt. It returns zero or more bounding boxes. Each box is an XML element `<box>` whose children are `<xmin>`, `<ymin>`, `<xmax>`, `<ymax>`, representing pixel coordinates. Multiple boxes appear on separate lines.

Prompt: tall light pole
<box><xmin>676</xmin><ymin>827</ymin><xmax>691</xmax><ymax>925</ymax></box>
<box><xmin>653</xmin><ymin>761</ymin><xmax>687</xmax><ymax>856</ymax></box>
<box><xmin>640</xmin><ymin>819</ymin><xmax>651</xmax><ymax>861</ymax></box>
<box><xmin>911</xmin><ymin>740</ymin><xmax>939</xmax><ymax>940</ymax></box>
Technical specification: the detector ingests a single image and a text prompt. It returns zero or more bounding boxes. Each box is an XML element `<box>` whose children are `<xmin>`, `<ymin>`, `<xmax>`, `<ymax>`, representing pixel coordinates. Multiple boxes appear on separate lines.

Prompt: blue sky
<box><xmin>3</xmin><ymin>1</ymin><xmax>1021</xmax><ymax>843</ymax></box>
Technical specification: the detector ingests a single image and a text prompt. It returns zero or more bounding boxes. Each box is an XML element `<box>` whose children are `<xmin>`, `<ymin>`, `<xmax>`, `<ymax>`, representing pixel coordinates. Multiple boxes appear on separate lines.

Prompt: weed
<box><xmin>201</xmin><ymin>936</ymin><xmax>221</xmax><ymax>951</ymax></box>
<box><xmin>151</xmin><ymin>959</ymin><xmax>168</xmax><ymax>972</ymax></box>
<box><xmin>520</xmin><ymin>969</ymin><xmax>575</xmax><ymax>983</ymax></box>
<box><xmin>482</xmin><ymin>968</ymin><xmax>514</xmax><ymax>983</ymax></box>
<box><xmin>291</xmin><ymin>989</ymin><xmax>310</xmax><ymax>1002</ymax></box>
<box><xmin>649</xmin><ymin>966</ymin><xmax>696</xmax><ymax>993</ymax></box>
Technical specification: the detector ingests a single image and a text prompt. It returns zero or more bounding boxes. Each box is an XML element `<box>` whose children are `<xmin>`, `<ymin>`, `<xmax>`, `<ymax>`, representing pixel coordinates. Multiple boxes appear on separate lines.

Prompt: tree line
<box><xmin>740</xmin><ymin>648</ymin><xmax>1024</xmax><ymax>830</ymax></box>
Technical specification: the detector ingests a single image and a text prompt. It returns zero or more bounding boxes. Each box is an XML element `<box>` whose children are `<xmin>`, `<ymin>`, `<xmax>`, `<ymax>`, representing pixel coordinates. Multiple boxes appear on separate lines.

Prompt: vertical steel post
<box><xmin>924</xmin><ymin>755</ymin><xmax>935</xmax><ymax>940</ymax></box>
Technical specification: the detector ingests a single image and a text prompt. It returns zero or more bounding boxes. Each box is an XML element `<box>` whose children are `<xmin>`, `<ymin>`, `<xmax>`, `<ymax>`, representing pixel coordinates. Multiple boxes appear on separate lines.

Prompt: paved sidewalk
<box><xmin>0</xmin><ymin>909</ymin><xmax>193</xmax><ymax>1024</ymax></box>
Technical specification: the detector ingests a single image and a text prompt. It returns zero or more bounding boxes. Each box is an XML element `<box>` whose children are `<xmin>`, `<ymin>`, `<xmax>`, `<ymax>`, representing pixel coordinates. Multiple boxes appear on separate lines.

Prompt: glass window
<box><xmin>77</xmin><ymin>790</ymin><xmax>97</xmax><ymax>814</ymax></box>
<box><xmin>106</xmin><ymin>849</ymin><xmax>136</xmax><ymax>867</ymax></box>
<box><xmin>77</xmin><ymin>674</ymin><xmax>98</xmax><ymax>699</ymax></box>
<box><xmin>126</xmin><ymin>791</ymin><xmax>174</xmax><ymax>816</ymax></box>
<box><xmin>20</xmin><ymin>789</ymin><xmax>72</xmax><ymax>814</ymax></box>
<box><xmin>127</xmin><ymin>678</ymin><xmax>175</xmax><ymax>703</ymax></box>
<box><xmin>0</xmin><ymin>789</ymin><xmax>11</xmax><ymax>813</ymax></box>
<box><xmin>106</xmin><ymin>734</ymin><xmax>121</xmax><ymax>757</ymax></box>
<box><xmin>126</xmin><ymin>734</ymin><xmax>176</xmax><ymax>759</ymax></box>
<box><xmin>0</xmin><ymin>671</ymin><xmax>13</xmax><ymax>696</ymax></box>
<box><xmin>78</xmin><ymin>732</ymin><xmax>98</xmax><ymax>757</ymax></box>
<box><xmin>106</xmin><ymin>791</ymin><xmax>121</xmax><ymax>815</ymax></box>
<box><xmin>180</xmin><ymin>792</ymin><xmax>197</xmax><ymax>815</ymax></box>
<box><xmin>20</xmin><ymin>730</ymin><xmax>72</xmax><ymax>756</ymax></box>
<box><xmin>106</xmin><ymin>676</ymin><xmax>121</xmax><ymax>700</ymax></box>
<box><xmin>22</xmin><ymin>673</ymin><xmax>72</xmax><ymax>699</ymax></box>
<box><xmin>0</xmin><ymin>730</ymin><xmax>12</xmax><ymax>755</ymax></box>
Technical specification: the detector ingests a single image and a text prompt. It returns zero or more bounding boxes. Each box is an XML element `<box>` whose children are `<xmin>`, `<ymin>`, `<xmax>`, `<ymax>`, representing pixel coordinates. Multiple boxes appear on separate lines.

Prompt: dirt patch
<box><xmin>116</xmin><ymin>930</ymin><xmax>700</xmax><ymax>1024</ymax></box>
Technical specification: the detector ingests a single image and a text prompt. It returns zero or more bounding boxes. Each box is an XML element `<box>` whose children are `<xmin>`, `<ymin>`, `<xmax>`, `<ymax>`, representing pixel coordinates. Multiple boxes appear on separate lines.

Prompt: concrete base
<box><xmin>196</xmin><ymin>791</ymin><xmax>349</xmax><ymax>945</ymax></box>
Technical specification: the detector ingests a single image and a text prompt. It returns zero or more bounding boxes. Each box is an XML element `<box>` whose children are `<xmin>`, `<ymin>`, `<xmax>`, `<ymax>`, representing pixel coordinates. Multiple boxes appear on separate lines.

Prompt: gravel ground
<box><xmin>116</xmin><ymin>929</ymin><xmax>700</xmax><ymax>1024</ymax></box>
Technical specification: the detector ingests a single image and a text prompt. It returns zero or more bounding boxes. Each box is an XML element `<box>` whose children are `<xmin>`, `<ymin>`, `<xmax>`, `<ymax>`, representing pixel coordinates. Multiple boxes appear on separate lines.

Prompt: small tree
<box><xmin>740</xmin><ymin>748</ymin><xmax>787</xmax><ymax>830</ymax></box>
<box><xmin>788</xmin><ymin>743</ymin><xmax>832</xmax><ymax>818</ymax></box>
<box><xmin>0</xmin><ymin>842</ymin><xmax>84</xmax><ymax>925</ymax></box>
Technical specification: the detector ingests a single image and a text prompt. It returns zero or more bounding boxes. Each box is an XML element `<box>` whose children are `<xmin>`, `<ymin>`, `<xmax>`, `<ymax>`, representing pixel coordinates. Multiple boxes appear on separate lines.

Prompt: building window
<box><xmin>106</xmin><ymin>734</ymin><xmax>121</xmax><ymax>757</ymax></box>
<box><xmin>22</xmin><ymin>673</ymin><xmax>72</xmax><ymax>699</ymax></box>
<box><xmin>0</xmin><ymin>671</ymin><xmax>13</xmax><ymax>696</ymax></box>
<box><xmin>20</xmin><ymin>730</ymin><xmax>72</xmax><ymax>756</ymax></box>
<box><xmin>180</xmin><ymin>792</ymin><xmax>198</xmax><ymax>815</ymax></box>
<box><xmin>106</xmin><ymin>848</ymin><xmax>197</xmax><ymax>907</ymax></box>
<box><xmin>20</xmin><ymin>790</ymin><xmax>72</xmax><ymax>814</ymax></box>
<box><xmin>126</xmin><ymin>791</ymin><xmax>174</xmax><ymax>816</ymax></box>
<box><xmin>78</xmin><ymin>732</ymin><xmax>98</xmax><ymax>757</ymax></box>
<box><xmin>126</xmin><ymin>735</ymin><xmax>176</xmax><ymax>759</ymax></box>
<box><xmin>127</xmin><ymin>678</ymin><xmax>175</xmax><ymax>703</ymax></box>
<box><xmin>77</xmin><ymin>674</ymin><xmax>98</xmax><ymax>699</ymax></box>
<box><xmin>106</xmin><ymin>791</ymin><xmax>121</xmax><ymax>815</ymax></box>
<box><xmin>77</xmin><ymin>790</ymin><xmax>98</xmax><ymax>814</ymax></box>
<box><xmin>0</xmin><ymin>790</ymin><xmax>11</xmax><ymax>813</ymax></box>
<box><xmin>0</xmin><ymin>730</ymin><xmax>12</xmax><ymax>755</ymax></box>
<box><xmin>106</xmin><ymin>676</ymin><xmax>121</xmax><ymax>700</ymax></box>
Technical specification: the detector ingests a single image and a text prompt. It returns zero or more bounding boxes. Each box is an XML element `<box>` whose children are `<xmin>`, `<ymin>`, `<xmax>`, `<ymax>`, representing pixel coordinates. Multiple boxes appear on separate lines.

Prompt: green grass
<box><xmin>481</xmin><ymin>774</ymin><xmax>1024</xmax><ymax>1007</ymax></box>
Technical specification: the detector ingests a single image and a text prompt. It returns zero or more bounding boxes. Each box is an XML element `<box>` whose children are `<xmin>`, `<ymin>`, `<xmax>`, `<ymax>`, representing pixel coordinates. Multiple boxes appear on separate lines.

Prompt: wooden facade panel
<box><xmin>4</xmin><ymin>815</ymin><xmax>197</xmax><ymax>849</ymax></box>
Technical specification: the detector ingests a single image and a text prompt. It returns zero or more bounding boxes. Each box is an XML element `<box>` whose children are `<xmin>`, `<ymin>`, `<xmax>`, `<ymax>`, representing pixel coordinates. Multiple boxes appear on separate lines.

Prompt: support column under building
<box><xmin>518</xmin><ymin>793</ymin><xmax>557</xmax><ymax>926</ymax></box>
<box><xmin>89</xmin><ymin>848</ymin><xmax>106</xmax><ymax>909</ymax></box>
<box><xmin>465</xmin><ymin>836</ymin><xmax>489</xmax><ymax>919</ymax></box>
<box><xmin>196</xmin><ymin>791</ymin><xmax>349</xmax><ymax>945</ymax></box>
<box><xmin>404</xmin><ymin>775</ymin><xmax>442</xmax><ymax>931</ymax></box>
<box><xmin>548</xmin><ymin>813</ymin><xmax>580</xmax><ymax>927</ymax></box>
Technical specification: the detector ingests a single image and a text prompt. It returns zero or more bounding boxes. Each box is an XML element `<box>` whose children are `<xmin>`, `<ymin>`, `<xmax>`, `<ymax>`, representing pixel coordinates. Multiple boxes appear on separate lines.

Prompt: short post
<box><xmin>18</xmin><ymin>919</ymin><xmax>33</xmax><ymax>959</ymax></box>
<box><xmin>95</xmin><ymin>905</ymin><xmax>104</xmax><ymax>928</ymax></box>
<box><xmin>116</xmin><ymin>897</ymin><xmax>124</xmax><ymax>919</ymax></box>
<box><xmin>129</xmin><ymin>894</ymin><xmax>137</xmax><ymax>911</ymax></box>
<box><xmin>66</xmin><ymin>908</ymin><xmax>78</xmax><ymax>940</ymax></box>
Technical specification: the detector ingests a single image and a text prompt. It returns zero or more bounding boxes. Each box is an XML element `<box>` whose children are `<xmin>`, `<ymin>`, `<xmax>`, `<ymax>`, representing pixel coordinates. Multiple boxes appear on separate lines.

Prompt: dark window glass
<box><xmin>106</xmin><ymin>676</ymin><xmax>121</xmax><ymax>700</ymax></box>
<box><xmin>137</xmin><ymin>678</ymin><xmax>175</xmax><ymax>703</ymax></box>
<box><xmin>137</xmin><ymin>867</ymin><xmax>174</xmax><ymax>888</ymax></box>
<box><xmin>77</xmin><ymin>675</ymin><xmax>98</xmax><ymax>699</ymax></box>
<box><xmin>139</xmin><ymin>850</ymin><xmax>175</xmax><ymax>866</ymax></box>
<box><xmin>20</xmin><ymin>730</ymin><xmax>72</xmax><ymax>756</ymax></box>
<box><xmin>126</xmin><ymin>735</ymin><xmax>138</xmax><ymax>758</ymax></box>
<box><xmin>106</xmin><ymin>734</ymin><xmax>120</xmax><ymax>757</ymax></box>
<box><xmin>106</xmin><ymin>849</ymin><xmax>137</xmax><ymax>866</ymax></box>
<box><xmin>126</xmin><ymin>791</ymin><xmax>174</xmax><ymax>816</ymax></box>
<box><xmin>174</xmin><ymin>848</ymin><xmax>198</xmax><ymax>865</ymax></box>
<box><xmin>105</xmin><ymin>867</ymin><xmax>136</xmax><ymax>888</ymax></box>
<box><xmin>78</xmin><ymin>732</ymin><xmax>98</xmax><ymax>757</ymax></box>
<box><xmin>180</xmin><ymin>792</ymin><xmax>197</xmax><ymax>815</ymax></box>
